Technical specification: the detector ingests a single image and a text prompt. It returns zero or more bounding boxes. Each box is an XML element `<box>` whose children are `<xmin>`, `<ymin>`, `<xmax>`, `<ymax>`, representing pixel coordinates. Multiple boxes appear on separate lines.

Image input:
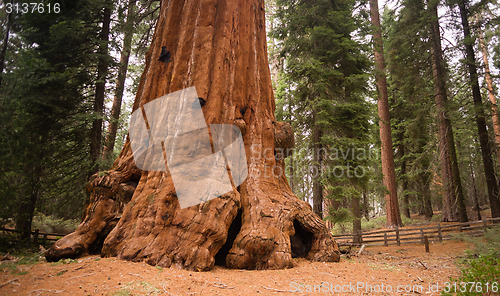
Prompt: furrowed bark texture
<box><xmin>369</xmin><ymin>0</ymin><xmax>402</xmax><ymax>227</ymax></box>
<box><xmin>478</xmin><ymin>27</ymin><xmax>500</xmax><ymax>173</ymax></box>
<box><xmin>428</xmin><ymin>2</ymin><xmax>467</xmax><ymax>222</ymax></box>
<box><xmin>46</xmin><ymin>0</ymin><xmax>340</xmax><ymax>271</ymax></box>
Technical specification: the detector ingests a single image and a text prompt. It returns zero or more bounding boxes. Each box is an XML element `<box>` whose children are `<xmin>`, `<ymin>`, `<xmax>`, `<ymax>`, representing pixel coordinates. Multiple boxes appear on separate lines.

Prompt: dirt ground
<box><xmin>0</xmin><ymin>240</ymin><xmax>473</xmax><ymax>296</ymax></box>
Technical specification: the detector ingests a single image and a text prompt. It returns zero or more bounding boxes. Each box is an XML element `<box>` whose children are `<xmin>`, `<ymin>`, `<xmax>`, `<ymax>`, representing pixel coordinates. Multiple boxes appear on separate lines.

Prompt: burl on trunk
<box><xmin>46</xmin><ymin>0</ymin><xmax>340</xmax><ymax>270</ymax></box>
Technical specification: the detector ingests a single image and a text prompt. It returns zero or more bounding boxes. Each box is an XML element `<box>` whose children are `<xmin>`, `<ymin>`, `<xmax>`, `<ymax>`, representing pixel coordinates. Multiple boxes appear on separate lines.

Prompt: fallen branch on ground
<box><xmin>29</xmin><ymin>289</ymin><xmax>65</xmax><ymax>295</ymax></box>
<box><xmin>128</xmin><ymin>273</ymin><xmax>144</xmax><ymax>278</ymax></box>
<box><xmin>162</xmin><ymin>285</ymin><xmax>176</xmax><ymax>296</ymax></box>
<box><xmin>417</xmin><ymin>260</ymin><xmax>428</xmax><ymax>269</ymax></box>
<box><xmin>70</xmin><ymin>273</ymin><xmax>95</xmax><ymax>280</ymax></box>
<box><xmin>212</xmin><ymin>282</ymin><xmax>235</xmax><ymax>289</ymax></box>
<box><xmin>357</xmin><ymin>244</ymin><xmax>366</xmax><ymax>256</ymax></box>
<box><xmin>0</xmin><ymin>278</ymin><xmax>19</xmax><ymax>288</ymax></box>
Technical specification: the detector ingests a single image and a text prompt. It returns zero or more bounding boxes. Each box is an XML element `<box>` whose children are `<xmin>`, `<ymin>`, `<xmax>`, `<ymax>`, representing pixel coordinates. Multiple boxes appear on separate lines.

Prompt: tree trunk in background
<box><xmin>458</xmin><ymin>0</ymin><xmax>500</xmax><ymax>219</ymax></box>
<box><xmin>420</xmin><ymin>169</ymin><xmax>433</xmax><ymax>218</ymax></box>
<box><xmin>90</xmin><ymin>3</ymin><xmax>112</xmax><ymax>172</ymax></box>
<box><xmin>46</xmin><ymin>0</ymin><xmax>340</xmax><ymax>270</ymax></box>
<box><xmin>15</xmin><ymin>157</ymin><xmax>42</xmax><ymax>242</ymax></box>
<box><xmin>399</xmin><ymin>144</ymin><xmax>411</xmax><ymax>219</ymax></box>
<box><xmin>102</xmin><ymin>0</ymin><xmax>137</xmax><ymax>161</ymax></box>
<box><xmin>369</xmin><ymin>0</ymin><xmax>402</xmax><ymax>227</ymax></box>
<box><xmin>469</xmin><ymin>162</ymin><xmax>482</xmax><ymax>220</ymax></box>
<box><xmin>312</xmin><ymin>118</ymin><xmax>323</xmax><ymax>217</ymax></box>
<box><xmin>478</xmin><ymin>27</ymin><xmax>500</xmax><ymax>173</ymax></box>
<box><xmin>428</xmin><ymin>2</ymin><xmax>468</xmax><ymax>222</ymax></box>
<box><xmin>352</xmin><ymin>195</ymin><xmax>361</xmax><ymax>243</ymax></box>
<box><xmin>362</xmin><ymin>191</ymin><xmax>370</xmax><ymax>220</ymax></box>
<box><xmin>416</xmin><ymin>134</ymin><xmax>433</xmax><ymax>218</ymax></box>
<box><xmin>0</xmin><ymin>10</ymin><xmax>11</xmax><ymax>86</ymax></box>
<box><xmin>288</xmin><ymin>101</ymin><xmax>295</xmax><ymax>193</ymax></box>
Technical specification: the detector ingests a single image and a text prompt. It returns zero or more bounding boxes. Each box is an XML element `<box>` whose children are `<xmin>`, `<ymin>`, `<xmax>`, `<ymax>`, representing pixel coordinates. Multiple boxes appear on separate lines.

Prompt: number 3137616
<box><xmin>5</xmin><ymin>2</ymin><xmax>60</xmax><ymax>14</ymax></box>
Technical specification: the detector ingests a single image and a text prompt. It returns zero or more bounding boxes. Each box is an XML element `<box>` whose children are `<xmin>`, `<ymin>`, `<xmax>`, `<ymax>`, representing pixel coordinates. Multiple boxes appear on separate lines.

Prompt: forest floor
<box><xmin>0</xmin><ymin>240</ymin><xmax>472</xmax><ymax>296</ymax></box>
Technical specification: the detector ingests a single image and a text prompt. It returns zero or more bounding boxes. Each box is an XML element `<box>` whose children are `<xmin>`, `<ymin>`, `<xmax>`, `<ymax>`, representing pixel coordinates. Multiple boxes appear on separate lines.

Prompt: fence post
<box><xmin>43</xmin><ymin>234</ymin><xmax>47</xmax><ymax>245</ymax></box>
<box><xmin>358</xmin><ymin>230</ymin><xmax>363</xmax><ymax>245</ymax></box>
<box><xmin>384</xmin><ymin>232</ymin><xmax>388</xmax><ymax>246</ymax></box>
<box><xmin>483</xmin><ymin>220</ymin><xmax>488</xmax><ymax>234</ymax></box>
<box><xmin>33</xmin><ymin>229</ymin><xmax>39</xmax><ymax>245</ymax></box>
<box><xmin>437</xmin><ymin>223</ymin><xmax>442</xmax><ymax>242</ymax></box>
<box><xmin>396</xmin><ymin>226</ymin><xmax>400</xmax><ymax>246</ymax></box>
<box><xmin>424</xmin><ymin>236</ymin><xmax>429</xmax><ymax>252</ymax></box>
<box><xmin>420</xmin><ymin>229</ymin><xmax>424</xmax><ymax>244</ymax></box>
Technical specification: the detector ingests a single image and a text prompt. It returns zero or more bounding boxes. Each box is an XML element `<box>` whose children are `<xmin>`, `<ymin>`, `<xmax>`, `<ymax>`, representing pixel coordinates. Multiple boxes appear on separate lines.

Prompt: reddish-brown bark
<box><xmin>478</xmin><ymin>27</ymin><xmax>500</xmax><ymax>172</ymax></box>
<box><xmin>369</xmin><ymin>0</ymin><xmax>402</xmax><ymax>227</ymax></box>
<box><xmin>46</xmin><ymin>0</ymin><xmax>340</xmax><ymax>271</ymax></box>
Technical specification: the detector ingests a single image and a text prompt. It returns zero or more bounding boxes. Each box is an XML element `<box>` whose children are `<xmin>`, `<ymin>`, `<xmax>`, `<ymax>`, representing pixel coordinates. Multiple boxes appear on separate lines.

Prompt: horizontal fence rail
<box><xmin>0</xmin><ymin>227</ymin><xmax>68</xmax><ymax>244</ymax></box>
<box><xmin>332</xmin><ymin>217</ymin><xmax>500</xmax><ymax>247</ymax></box>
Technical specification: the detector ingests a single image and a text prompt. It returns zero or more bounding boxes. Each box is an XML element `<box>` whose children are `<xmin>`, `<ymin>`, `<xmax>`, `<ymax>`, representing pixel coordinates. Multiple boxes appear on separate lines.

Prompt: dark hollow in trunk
<box><xmin>46</xmin><ymin>0</ymin><xmax>340</xmax><ymax>271</ymax></box>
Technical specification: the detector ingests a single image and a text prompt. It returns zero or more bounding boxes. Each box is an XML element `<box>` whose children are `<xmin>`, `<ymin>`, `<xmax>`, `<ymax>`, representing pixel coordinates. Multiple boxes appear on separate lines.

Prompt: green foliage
<box><xmin>50</xmin><ymin>258</ymin><xmax>79</xmax><ymax>265</ymax></box>
<box><xmin>31</xmin><ymin>213</ymin><xmax>79</xmax><ymax>234</ymax></box>
<box><xmin>383</xmin><ymin>0</ymin><xmax>436</xmax><ymax>219</ymax></box>
<box><xmin>111</xmin><ymin>289</ymin><xmax>133</xmax><ymax>296</ymax></box>
<box><xmin>0</xmin><ymin>0</ymin><xmax>113</xmax><ymax>235</ymax></box>
<box><xmin>272</xmin><ymin>0</ymin><xmax>374</xmax><ymax>226</ymax></box>
<box><xmin>110</xmin><ymin>281</ymin><xmax>161</xmax><ymax>296</ymax></box>
<box><xmin>331</xmin><ymin>215</ymin><xmax>420</xmax><ymax>234</ymax></box>
<box><xmin>441</xmin><ymin>226</ymin><xmax>500</xmax><ymax>295</ymax></box>
<box><xmin>0</xmin><ymin>250</ymin><xmax>43</xmax><ymax>275</ymax></box>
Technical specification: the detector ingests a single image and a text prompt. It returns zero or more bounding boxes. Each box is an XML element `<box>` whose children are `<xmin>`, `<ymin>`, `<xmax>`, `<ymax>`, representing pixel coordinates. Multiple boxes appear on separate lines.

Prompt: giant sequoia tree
<box><xmin>46</xmin><ymin>0</ymin><xmax>340</xmax><ymax>270</ymax></box>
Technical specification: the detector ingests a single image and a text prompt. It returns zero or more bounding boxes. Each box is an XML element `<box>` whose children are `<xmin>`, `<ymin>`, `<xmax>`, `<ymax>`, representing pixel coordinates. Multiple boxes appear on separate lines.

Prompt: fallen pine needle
<box><xmin>262</xmin><ymin>286</ymin><xmax>293</xmax><ymax>293</ymax></box>
<box><xmin>212</xmin><ymin>282</ymin><xmax>235</xmax><ymax>289</ymax></box>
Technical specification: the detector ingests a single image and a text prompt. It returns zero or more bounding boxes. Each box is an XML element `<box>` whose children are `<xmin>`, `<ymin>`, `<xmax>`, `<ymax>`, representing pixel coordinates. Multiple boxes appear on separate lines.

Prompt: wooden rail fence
<box><xmin>0</xmin><ymin>227</ymin><xmax>67</xmax><ymax>244</ymax></box>
<box><xmin>332</xmin><ymin>217</ymin><xmax>500</xmax><ymax>247</ymax></box>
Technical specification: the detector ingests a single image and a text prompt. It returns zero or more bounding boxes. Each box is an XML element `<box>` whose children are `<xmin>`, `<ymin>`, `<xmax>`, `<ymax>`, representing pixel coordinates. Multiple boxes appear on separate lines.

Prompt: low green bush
<box><xmin>441</xmin><ymin>226</ymin><xmax>500</xmax><ymax>295</ymax></box>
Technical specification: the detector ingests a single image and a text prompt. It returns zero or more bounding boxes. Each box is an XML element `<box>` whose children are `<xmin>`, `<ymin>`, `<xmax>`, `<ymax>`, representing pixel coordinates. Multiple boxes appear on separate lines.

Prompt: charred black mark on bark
<box><xmin>198</xmin><ymin>97</ymin><xmax>206</xmax><ymax>107</ymax></box>
<box><xmin>159</xmin><ymin>46</ymin><xmax>171</xmax><ymax>63</ymax></box>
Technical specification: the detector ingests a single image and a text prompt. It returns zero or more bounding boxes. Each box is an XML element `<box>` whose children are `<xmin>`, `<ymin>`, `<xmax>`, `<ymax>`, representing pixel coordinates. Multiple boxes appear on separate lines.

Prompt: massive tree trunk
<box><xmin>457</xmin><ymin>0</ymin><xmax>500</xmax><ymax>219</ymax></box>
<box><xmin>369</xmin><ymin>0</ymin><xmax>402</xmax><ymax>227</ymax></box>
<box><xmin>102</xmin><ymin>0</ymin><xmax>137</xmax><ymax>161</ymax></box>
<box><xmin>46</xmin><ymin>0</ymin><xmax>340</xmax><ymax>271</ymax></box>
<box><xmin>428</xmin><ymin>2</ymin><xmax>468</xmax><ymax>222</ymax></box>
